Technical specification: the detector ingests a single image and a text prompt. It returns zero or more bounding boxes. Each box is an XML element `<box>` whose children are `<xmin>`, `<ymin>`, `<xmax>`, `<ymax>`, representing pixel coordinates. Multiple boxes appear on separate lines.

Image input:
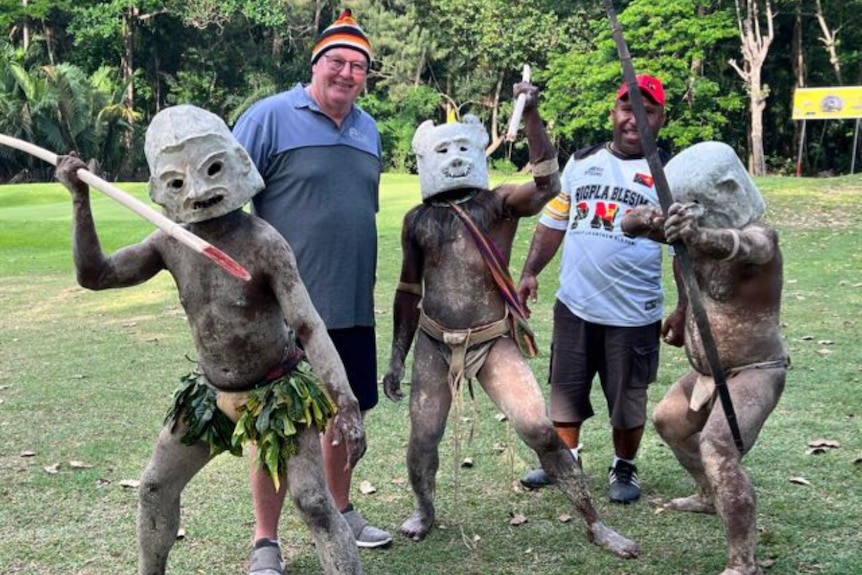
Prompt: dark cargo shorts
<box><xmin>548</xmin><ymin>300</ymin><xmax>660</xmax><ymax>429</ymax></box>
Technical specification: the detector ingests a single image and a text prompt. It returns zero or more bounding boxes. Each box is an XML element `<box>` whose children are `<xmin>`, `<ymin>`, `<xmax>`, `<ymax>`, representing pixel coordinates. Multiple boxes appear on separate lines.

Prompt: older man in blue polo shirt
<box><xmin>233</xmin><ymin>9</ymin><xmax>391</xmax><ymax>575</ymax></box>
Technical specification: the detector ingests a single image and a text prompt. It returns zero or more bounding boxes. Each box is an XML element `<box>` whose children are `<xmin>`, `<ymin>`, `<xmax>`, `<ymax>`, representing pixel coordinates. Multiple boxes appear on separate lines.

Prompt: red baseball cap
<box><xmin>616</xmin><ymin>74</ymin><xmax>665</xmax><ymax>106</ymax></box>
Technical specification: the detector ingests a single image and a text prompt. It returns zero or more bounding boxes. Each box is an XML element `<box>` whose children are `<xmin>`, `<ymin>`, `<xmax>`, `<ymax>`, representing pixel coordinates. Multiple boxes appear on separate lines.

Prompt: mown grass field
<box><xmin>1</xmin><ymin>172</ymin><xmax>861</xmax><ymax>575</ymax></box>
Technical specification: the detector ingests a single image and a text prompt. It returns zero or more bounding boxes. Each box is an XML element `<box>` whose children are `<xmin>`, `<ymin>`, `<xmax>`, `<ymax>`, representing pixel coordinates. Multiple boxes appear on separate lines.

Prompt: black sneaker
<box><xmin>520</xmin><ymin>467</ymin><xmax>554</xmax><ymax>489</ymax></box>
<box><xmin>608</xmin><ymin>461</ymin><xmax>640</xmax><ymax>504</ymax></box>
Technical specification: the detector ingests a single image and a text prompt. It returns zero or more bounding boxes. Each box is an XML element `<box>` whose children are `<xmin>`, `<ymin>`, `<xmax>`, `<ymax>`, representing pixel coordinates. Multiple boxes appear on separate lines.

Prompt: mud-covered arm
<box><xmin>517</xmin><ymin>222</ymin><xmax>564</xmax><ymax>317</ymax></box>
<box><xmin>55</xmin><ymin>154</ymin><xmax>165</xmax><ymax>290</ymax></box>
<box><xmin>271</xmin><ymin>241</ymin><xmax>366</xmax><ymax>465</ymax></box>
<box><xmin>621</xmin><ymin>205</ymin><xmax>667</xmax><ymax>243</ymax></box>
<box><xmin>661</xmin><ymin>257</ymin><xmax>686</xmax><ymax>347</ymax></box>
<box><xmin>664</xmin><ymin>202</ymin><xmax>776</xmax><ymax>264</ymax></box>
<box><xmin>498</xmin><ymin>83</ymin><xmax>561</xmax><ymax>217</ymax></box>
<box><xmin>382</xmin><ymin>209</ymin><xmax>424</xmax><ymax>402</ymax></box>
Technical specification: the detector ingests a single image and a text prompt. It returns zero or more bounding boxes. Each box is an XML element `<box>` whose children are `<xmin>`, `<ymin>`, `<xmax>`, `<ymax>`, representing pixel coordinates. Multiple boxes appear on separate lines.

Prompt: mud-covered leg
<box><xmin>138</xmin><ymin>424</ymin><xmax>213</xmax><ymax>575</ymax></box>
<box><xmin>701</xmin><ymin>369</ymin><xmax>784</xmax><ymax>575</ymax></box>
<box><xmin>653</xmin><ymin>371</ymin><xmax>716</xmax><ymax>513</ymax></box>
<box><xmin>286</xmin><ymin>426</ymin><xmax>362</xmax><ymax>575</ymax></box>
<box><xmin>478</xmin><ymin>339</ymin><xmax>638</xmax><ymax>559</ymax></box>
<box><xmin>401</xmin><ymin>333</ymin><xmax>452</xmax><ymax>541</ymax></box>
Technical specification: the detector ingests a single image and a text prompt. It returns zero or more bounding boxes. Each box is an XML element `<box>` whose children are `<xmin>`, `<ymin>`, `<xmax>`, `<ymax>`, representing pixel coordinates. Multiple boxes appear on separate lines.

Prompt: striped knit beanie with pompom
<box><xmin>311</xmin><ymin>9</ymin><xmax>372</xmax><ymax>65</ymax></box>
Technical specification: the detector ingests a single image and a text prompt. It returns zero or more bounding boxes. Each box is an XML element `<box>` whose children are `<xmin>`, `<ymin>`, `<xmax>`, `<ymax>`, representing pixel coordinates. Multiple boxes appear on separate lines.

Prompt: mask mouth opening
<box><xmin>192</xmin><ymin>195</ymin><xmax>225</xmax><ymax>210</ymax></box>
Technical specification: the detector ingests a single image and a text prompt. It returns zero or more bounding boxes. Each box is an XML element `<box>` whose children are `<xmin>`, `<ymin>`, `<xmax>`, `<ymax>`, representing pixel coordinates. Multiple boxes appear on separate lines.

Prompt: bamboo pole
<box><xmin>505</xmin><ymin>65</ymin><xmax>532</xmax><ymax>142</ymax></box>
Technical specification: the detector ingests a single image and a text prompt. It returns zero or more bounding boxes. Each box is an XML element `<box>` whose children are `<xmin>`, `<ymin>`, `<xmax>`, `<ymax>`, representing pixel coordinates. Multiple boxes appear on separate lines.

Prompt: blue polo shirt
<box><xmin>233</xmin><ymin>83</ymin><xmax>382</xmax><ymax>329</ymax></box>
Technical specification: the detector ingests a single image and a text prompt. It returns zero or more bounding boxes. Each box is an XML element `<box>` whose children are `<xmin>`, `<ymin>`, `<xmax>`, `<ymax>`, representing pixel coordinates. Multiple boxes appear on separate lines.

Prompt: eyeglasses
<box><xmin>321</xmin><ymin>54</ymin><xmax>369</xmax><ymax>76</ymax></box>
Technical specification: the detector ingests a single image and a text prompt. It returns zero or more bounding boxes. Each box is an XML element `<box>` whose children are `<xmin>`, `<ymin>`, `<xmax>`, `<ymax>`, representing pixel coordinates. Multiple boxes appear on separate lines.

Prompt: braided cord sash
<box><xmin>446</xmin><ymin>200</ymin><xmax>538</xmax><ymax>358</ymax></box>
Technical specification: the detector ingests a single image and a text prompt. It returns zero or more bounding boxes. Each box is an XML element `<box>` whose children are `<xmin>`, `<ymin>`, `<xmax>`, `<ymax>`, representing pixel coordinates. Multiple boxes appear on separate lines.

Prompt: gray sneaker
<box><xmin>249</xmin><ymin>539</ymin><xmax>284</xmax><ymax>575</ymax></box>
<box><xmin>342</xmin><ymin>505</ymin><xmax>393</xmax><ymax>549</ymax></box>
<box><xmin>520</xmin><ymin>467</ymin><xmax>554</xmax><ymax>489</ymax></box>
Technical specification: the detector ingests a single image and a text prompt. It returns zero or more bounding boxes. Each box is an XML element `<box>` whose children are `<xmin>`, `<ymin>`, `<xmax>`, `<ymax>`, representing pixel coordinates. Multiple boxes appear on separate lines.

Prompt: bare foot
<box><xmin>718</xmin><ymin>567</ymin><xmax>761</xmax><ymax>575</ymax></box>
<box><xmin>400</xmin><ymin>509</ymin><xmax>433</xmax><ymax>541</ymax></box>
<box><xmin>664</xmin><ymin>493</ymin><xmax>716</xmax><ymax>514</ymax></box>
<box><xmin>587</xmin><ymin>521</ymin><xmax>639</xmax><ymax>558</ymax></box>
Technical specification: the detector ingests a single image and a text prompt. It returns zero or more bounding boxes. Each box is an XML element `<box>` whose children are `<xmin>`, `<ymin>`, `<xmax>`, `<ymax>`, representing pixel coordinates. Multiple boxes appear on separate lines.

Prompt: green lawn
<box><xmin>0</xmin><ymin>173</ymin><xmax>861</xmax><ymax>574</ymax></box>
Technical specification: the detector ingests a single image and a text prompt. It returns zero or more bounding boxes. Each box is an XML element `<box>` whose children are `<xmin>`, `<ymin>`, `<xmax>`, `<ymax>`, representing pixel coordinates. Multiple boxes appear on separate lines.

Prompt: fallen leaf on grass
<box><xmin>492</xmin><ymin>443</ymin><xmax>507</xmax><ymax>454</ymax></box>
<box><xmin>69</xmin><ymin>460</ymin><xmax>93</xmax><ymax>469</ymax></box>
<box><xmin>806</xmin><ymin>447</ymin><xmax>828</xmax><ymax>455</ymax></box>
<box><xmin>390</xmin><ymin>477</ymin><xmax>407</xmax><ymax>485</ymax></box>
<box><xmin>96</xmin><ymin>478</ymin><xmax>111</xmax><ymax>488</ymax></box>
<box><xmin>495</xmin><ymin>412</ymin><xmax>507</xmax><ymax>422</ymax></box>
<box><xmin>789</xmin><ymin>477</ymin><xmax>812</xmax><ymax>486</ymax></box>
<box><xmin>44</xmin><ymin>463</ymin><xmax>60</xmax><ymax>474</ymax></box>
<box><xmin>20</xmin><ymin>450</ymin><xmax>36</xmax><ymax>458</ymax></box>
<box><xmin>120</xmin><ymin>479</ymin><xmax>141</xmax><ymax>489</ymax></box>
<box><xmin>759</xmin><ymin>558</ymin><xmax>776</xmax><ymax>568</ymax></box>
<box><xmin>800</xmin><ymin>335</ymin><xmax>814</xmax><ymax>340</ymax></box>
<box><xmin>807</xmin><ymin>439</ymin><xmax>840</xmax><ymax>449</ymax></box>
<box><xmin>815</xmin><ymin>349</ymin><xmax>833</xmax><ymax>356</ymax></box>
<box><xmin>558</xmin><ymin>514</ymin><xmax>572</xmax><ymax>523</ymax></box>
<box><xmin>509</xmin><ymin>513</ymin><xmax>528</xmax><ymax>526</ymax></box>
<box><xmin>472</xmin><ymin>534</ymin><xmax>481</xmax><ymax>543</ymax></box>
<box><xmin>817</xmin><ymin>340</ymin><xmax>834</xmax><ymax>345</ymax></box>
<box><xmin>176</xmin><ymin>528</ymin><xmax>185</xmax><ymax>539</ymax></box>
<box><xmin>461</xmin><ymin>457</ymin><xmax>474</xmax><ymax>468</ymax></box>
<box><xmin>853</xmin><ymin>457</ymin><xmax>862</xmax><ymax>466</ymax></box>
<box><xmin>359</xmin><ymin>480</ymin><xmax>377</xmax><ymax>495</ymax></box>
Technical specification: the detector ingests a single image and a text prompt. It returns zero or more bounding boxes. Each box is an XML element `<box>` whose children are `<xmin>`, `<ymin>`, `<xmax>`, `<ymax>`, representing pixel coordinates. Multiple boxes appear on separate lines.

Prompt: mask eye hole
<box><xmin>169</xmin><ymin>178</ymin><xmax>184</xmax><ymax>190</ymax></box>
<box><xmin>459</xmin><ymin>146</ymin><xmax>468</xmax><ymax>152</ymax></box>
<box><xmin>207</xmin><ymin>161</ymin><xmax>223</xmax><ymax>177</ymax></box>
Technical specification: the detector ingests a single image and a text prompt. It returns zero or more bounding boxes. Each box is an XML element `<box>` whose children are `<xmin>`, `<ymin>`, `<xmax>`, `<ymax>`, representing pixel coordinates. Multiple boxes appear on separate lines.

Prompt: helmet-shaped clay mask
<box><xmin>665</xmin><ymin>141</ymin><xmax>765</xmax><ymax>229</ymax></box>
<box><xmin>412</xmin><ymin>114</ymin><xmax>489</xmax><ymax>201</ymax></box>
<box><xmin>145</xmin><ymin>105</ymin><xmax>264</xmax><ymax>223</ymax></box>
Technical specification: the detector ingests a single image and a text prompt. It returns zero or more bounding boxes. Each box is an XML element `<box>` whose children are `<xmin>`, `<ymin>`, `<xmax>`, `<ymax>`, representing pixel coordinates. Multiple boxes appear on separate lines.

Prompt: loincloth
<box><xmin>164</xmin><ymin>350</ymin><xmax>336</xmax><ymax>486</ymax></box>
<box><xmin>418</xmin><ymin>309</ymin><xmax>512</xmax><ymax>389</ymax></box>
<box><xmin>689</xmin><ymin>356</ymin><xmax>791</xmax><ymax>411</ymax></box>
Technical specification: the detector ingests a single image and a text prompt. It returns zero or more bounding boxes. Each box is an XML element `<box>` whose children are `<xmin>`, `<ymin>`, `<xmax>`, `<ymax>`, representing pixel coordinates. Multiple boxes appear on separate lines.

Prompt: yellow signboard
<box><xmin>792</xmin><ymin>86</ymin><xmax>862</xmax><ymax>120</ymax></box>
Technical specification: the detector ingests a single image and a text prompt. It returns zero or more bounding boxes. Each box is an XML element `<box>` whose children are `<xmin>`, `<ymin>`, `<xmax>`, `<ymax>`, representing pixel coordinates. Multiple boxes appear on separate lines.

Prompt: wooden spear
<box><xmin>602</xmin><ymin>0</ymin><xmax>745</xmax><ymax>454</ymax></box>
<box><xmin>0</xmin><ymin>134</ymin><xmax>251</xmax><ymax>282</ymax></box>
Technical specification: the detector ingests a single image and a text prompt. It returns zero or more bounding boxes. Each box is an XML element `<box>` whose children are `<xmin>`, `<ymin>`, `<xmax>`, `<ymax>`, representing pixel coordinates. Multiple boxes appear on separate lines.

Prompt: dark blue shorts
<box><xmin>328</xmin><ymin>326</ymin><xmax>378</xmax><ymax>411</ymax></box>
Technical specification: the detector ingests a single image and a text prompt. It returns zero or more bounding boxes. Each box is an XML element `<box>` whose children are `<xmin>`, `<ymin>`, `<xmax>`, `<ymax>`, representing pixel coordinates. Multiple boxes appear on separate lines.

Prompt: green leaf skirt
<box><xmin>164</xmin><ymin>359</ymin><xmax>337</xmax><ymax>490</ymax></box>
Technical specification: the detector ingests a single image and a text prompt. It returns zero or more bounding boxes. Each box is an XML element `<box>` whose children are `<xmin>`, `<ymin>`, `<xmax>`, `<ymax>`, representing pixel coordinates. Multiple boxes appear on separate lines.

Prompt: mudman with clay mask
<box><xmin>622</xmin><ymin>141</ymin><xmax>788</xmax><ymax>575</ymax></box>
<box><xmin>54</xmin><ymin>105</ymin><xmax>366</xmax><ymax>575</ymax></box>
<box><xmin>381</xmin><ymin>82</ymin><xmax>640</xmax><ymax>559</ymax></box>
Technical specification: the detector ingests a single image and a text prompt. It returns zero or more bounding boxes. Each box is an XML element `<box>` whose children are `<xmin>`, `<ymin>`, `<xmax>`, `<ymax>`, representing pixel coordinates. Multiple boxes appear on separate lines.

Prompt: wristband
<box><xmin>396</xmin><ymin>281</ymin><xmax>423</xmax><ymax>296</ymax></box>
<box><xmin>532</xmin><ymin>157</ymin><xmax>560</xmax><ymax>178</ymax></box>
<box><xmin>721</xmin><ymin>229</ymin><xmax>740</xmax><ymax>261</ymax></box>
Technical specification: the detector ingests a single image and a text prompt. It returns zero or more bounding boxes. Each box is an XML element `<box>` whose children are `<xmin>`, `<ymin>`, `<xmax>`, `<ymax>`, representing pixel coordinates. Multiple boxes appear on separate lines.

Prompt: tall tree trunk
<box><xmin>792</xmin><ymin>3</ymin><xmax>805</xmax><ymax>174</ymax></box>
<box><xmin>729</xmin><ymin>0</ymin><xmax>774</xmax><ymax>176</ymax></box>
<box><xmin>22</xmin><ymin>0</ymin><xmax>29</xmax><ymax>50</ymax></box>
<box><xmin>42</xmin><ymin>20</ymin><xmax>56</xmax><ymax>65</ymax></box>
<box><xmin>485</xmin><ymin>72</ymin><xmax>504</xmax><ymax>158</ymax></box>
<box><xmin>683</xmin><ymin>3</ymin><xmax>707</xmax><ymax>107</ymax></box>
<box><xmin>814</xmin><ymin>0</ymin><xmax>843</xmax><ymax>85</ymax></box>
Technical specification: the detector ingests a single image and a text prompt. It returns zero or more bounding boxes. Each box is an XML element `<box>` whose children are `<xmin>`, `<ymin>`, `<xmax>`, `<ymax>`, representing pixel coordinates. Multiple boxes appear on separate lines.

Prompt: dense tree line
<box><xmin>1</xmin><ymin>0</ymin><xmax>860</xmax><ymax>183</ymax></box>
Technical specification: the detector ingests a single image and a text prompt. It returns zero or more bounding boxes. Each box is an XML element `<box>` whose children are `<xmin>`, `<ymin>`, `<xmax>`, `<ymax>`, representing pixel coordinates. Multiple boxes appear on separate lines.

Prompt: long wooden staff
<box><xmin>0</xmin><ymin>134</ymin><xmax>251</xmax><ymax>282</ymax></box>
<box><xmin>602</xmin><ymin>0</ymin><xmax>745</xmax><ymax>454</ymax></box>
